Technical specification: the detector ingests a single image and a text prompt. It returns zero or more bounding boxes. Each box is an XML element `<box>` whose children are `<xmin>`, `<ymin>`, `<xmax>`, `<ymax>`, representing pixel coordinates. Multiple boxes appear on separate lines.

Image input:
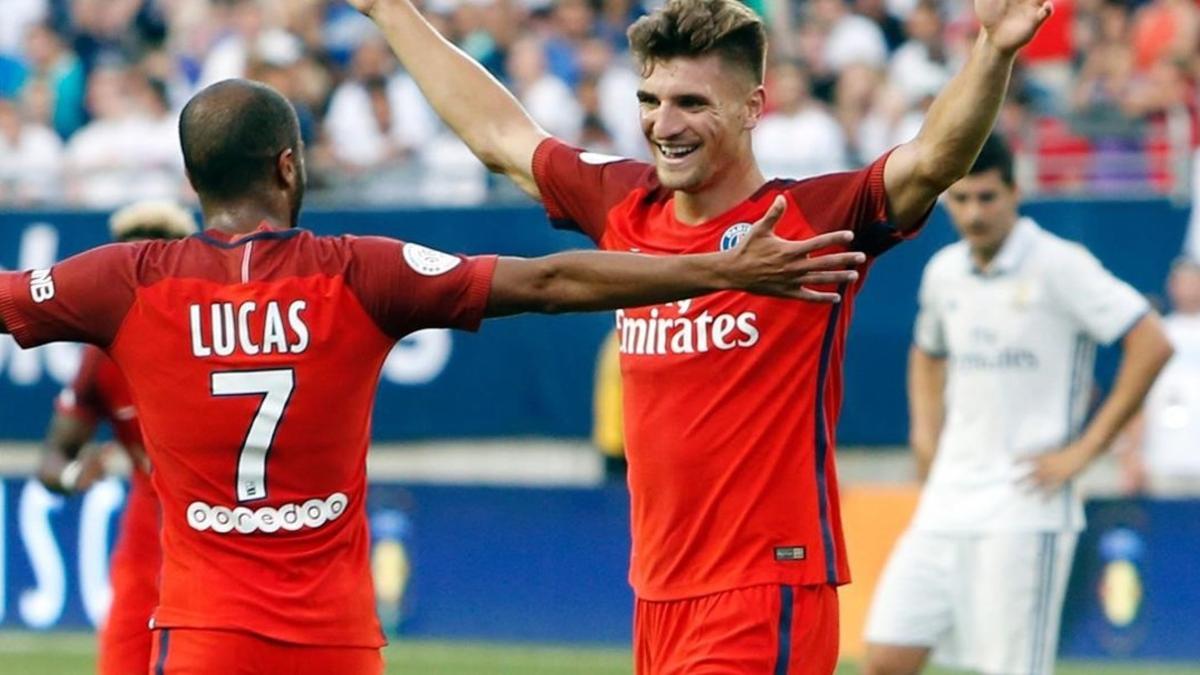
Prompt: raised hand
<box><xmin>976</xmin><ymin>0</ymin><xmax>1054</xmax><ymax>55</ymax></box>
<box><xmin>727</xmin><ymin>196</ymin><xmax>865</xmax><ymax>302</ymax></box>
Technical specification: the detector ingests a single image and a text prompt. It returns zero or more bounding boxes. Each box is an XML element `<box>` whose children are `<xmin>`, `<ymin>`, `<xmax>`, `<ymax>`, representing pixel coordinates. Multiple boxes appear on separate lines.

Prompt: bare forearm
<box><xmin>1076</xmin><ymin>314</ymin><xmax>1173</xmax><ymax>461</ymax></box>
<box><xmin>367</xmin><ymin>1</ymin><xmax>545</xmax><ymax>181</ymax></box>
<box><xmin>914</xmin><ymin>36</ymin><xmax>1015</xmax><ymax>188</ymax></box>
<box><xmin>488</xmin><ymin>252</ymin><xmax>730</xmax><ymax>316</ymax></box>
<box><xmin>908</xmin><ymin>346</ymin><xmax>946</xmax><ymax>480</ymax></box>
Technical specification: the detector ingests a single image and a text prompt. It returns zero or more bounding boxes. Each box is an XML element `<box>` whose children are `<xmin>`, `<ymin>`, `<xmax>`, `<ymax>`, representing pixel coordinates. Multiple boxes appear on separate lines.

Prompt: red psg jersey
<box><xmin>534</xmin><ymin>139</ymin><xmax>921</xmax><ymax>600</ymax></box>
<box><xmin>0</xmin><ymin>225</ymin><xmax>496</xmax><ymax>646</ymax></box>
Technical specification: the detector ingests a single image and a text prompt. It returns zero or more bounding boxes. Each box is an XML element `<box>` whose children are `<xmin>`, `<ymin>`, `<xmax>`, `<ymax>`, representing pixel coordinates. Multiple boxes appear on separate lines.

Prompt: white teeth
<box><xmin>658</xmin><ymin>144</ymin><xmax>698</xmax><ymax>159</ymax></box>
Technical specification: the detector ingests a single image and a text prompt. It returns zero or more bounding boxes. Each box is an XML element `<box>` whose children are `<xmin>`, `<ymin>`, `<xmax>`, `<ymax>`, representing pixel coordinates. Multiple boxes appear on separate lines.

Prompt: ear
<box><xmin>276</xmin><ymin>148</ymin><xmax>297</xmax><ymax>190</ymax></box>
<box><xmin>744</xmin><ymin>84</ymin><xmax>766</xmax><ymax>131</ymax></box>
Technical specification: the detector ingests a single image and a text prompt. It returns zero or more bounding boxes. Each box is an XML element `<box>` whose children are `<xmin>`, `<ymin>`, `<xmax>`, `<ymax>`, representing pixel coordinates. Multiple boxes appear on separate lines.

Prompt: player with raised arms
<box><xmin>348</xmin><ymin>0</ymin><xmax>1052</xmax><ymax>671</ymax></box>
<box><xmin>0</xmin><ymin>78</ymin><xmax>863</xmax><ymax>673</ymax></box>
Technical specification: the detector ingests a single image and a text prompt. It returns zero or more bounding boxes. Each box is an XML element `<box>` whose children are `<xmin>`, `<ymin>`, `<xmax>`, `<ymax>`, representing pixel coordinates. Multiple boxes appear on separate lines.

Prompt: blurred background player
<box><xmin>1120</xmin><ymin>256</ymin><xmax>1200</xmax><ymax>496</ymax></box>
<box><xmin>0</xmin><ymin>78</ymin><xmax>862</xmax><ymax>674</ymax></box>
<box><xmin>592</xmin><ymin>329</ymin><xmax>626</xmax><ymax>479</ymax></box>
<box><xmin>350</xmin><ymin>0</ymin><xmax>1052</xmax><ymax>671</ymax></box>
<box><xmin>37</xmin><ymin>198</ymin><xmax>196</xmax><ymax>675</ymax></box>
<box><xmin>863</xmin><ymin>134</ymin><xmax>1173</xmax><ymax>675</ymax></box>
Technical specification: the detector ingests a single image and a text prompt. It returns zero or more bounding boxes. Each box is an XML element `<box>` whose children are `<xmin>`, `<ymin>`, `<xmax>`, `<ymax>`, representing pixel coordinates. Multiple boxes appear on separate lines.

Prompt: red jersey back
<box><xmin>534</xmin><ymin>139</ymin><xmax>923</xmax><ymax>600</ymax></box>
<box><xmin>0</xmin><ymin>225</ymin><xmax>496</xmax><ymax>646</ymax></box>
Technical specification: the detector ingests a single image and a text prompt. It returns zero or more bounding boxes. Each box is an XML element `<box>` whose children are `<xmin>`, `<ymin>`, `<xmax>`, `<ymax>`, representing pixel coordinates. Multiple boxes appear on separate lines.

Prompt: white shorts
<box><xmin>864</xmin><ymin>529</ymin><xmax>1078</xmax><ymax>675</ymax></box>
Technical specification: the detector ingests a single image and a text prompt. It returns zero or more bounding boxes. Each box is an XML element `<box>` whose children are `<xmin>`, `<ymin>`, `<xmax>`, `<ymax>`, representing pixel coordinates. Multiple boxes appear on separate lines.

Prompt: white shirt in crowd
<box><xmin>0</xmin><ymin>0</ymin><xmax>46</xmax><ymax>55</ymax></box>
<box><xmin>888</xmin><ymin>40</ymin><xmax>952</xmax><ymax>106</ymax></box>
<box><xmin>912</xmin><ymin>217</ymin><xmax>1148</xmax><ymax>532</ymax></box>
<box><xmin>65</xmin><ymin>114</ymin><xmax>183</xmax><ymax>208</ymax></box>
<box><xmin>824</xmin><ymin>14</ymin><xmax>889</xmax><ymax>72</ymax></box>
<box><xmin>0</xmin><ymin>120</ymin><xmax>63</xmax><ymax>203</ymax></box>
<box><xmin>323</xmin><ymin>73</ymin><xmax>436</xmax><ymax>168</ymax></box>
<box><xmin>519</xmin><ymin>74</ymin><xmax>582</xmax><ymax>144</ymax></box>
<box><xmin>753</xmin><ymin>106</ymin><xmax>850</xmax><ymax>180</ymax></box>
<box><xmin>1141</xmin><ymin>313</ymin><xmax>1200</xmax><ymax>480</ymax></box>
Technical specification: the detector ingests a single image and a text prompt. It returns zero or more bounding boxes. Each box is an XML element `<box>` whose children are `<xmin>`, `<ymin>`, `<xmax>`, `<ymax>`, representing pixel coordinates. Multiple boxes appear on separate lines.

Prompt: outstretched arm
<box><xmin>352</xmin><ymin>0</ymin><xmax>548</xmax><ymax>198</ymax></box>
<box><xmin>486</xmin><ymin>198</ymin><xmax>865</xmax><ymax>316</ymax></box>
<box><xmin>883</xmin><ymin>0</ymin><xmax>1053</xmax><ymax>230</ymax></box>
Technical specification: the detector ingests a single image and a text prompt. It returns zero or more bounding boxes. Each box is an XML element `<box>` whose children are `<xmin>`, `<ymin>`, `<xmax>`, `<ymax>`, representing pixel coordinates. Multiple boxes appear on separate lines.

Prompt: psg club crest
<box><xmin>719</xmin><ymin>223</ymin><xmax>752</xmax><ymax>251</ymax></box>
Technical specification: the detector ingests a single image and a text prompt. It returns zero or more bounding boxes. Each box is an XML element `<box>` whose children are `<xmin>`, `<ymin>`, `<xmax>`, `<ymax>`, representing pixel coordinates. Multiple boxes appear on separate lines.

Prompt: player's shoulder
<box><xmin>924</xmin><ymin>240</ymin><xmax>969</xmax><ymax>279</ymax></box>
<box><xmin>1025</xmin><ymin>226</ymin><xmax>1101</xmax><ymax>276</ymax></box>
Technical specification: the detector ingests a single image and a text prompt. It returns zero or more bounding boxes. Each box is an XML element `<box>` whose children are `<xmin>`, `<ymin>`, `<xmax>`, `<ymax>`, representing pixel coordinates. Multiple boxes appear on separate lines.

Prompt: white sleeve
<box><xmin>1048</xmin><ymin>244</ymin><xmax>1149</xmax><ymax>346</ymax></box>
<box><xmin>913</xmin><ymin>258</ymin><xmax>947</xmax><ymax>356</ymax></box>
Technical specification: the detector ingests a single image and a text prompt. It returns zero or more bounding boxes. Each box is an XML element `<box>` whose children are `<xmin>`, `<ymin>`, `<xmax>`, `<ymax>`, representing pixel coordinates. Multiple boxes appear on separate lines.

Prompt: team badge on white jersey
<box><xmin>403</xmin><ymin>243</ymin><xmax>462</xmax><ymax>276</ymax></box>
<box><xmin>719</xmin><ymin>223</ymin><xmax>752</xmax><ymax>251</ymax></box>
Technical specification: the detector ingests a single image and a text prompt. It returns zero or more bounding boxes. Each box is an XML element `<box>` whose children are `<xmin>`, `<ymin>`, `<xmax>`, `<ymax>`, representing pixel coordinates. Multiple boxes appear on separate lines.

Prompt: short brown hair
<box><xmin>627</xmin><ymin>0</ymin><xmax>767</xmax><ymax>84</ymax></box>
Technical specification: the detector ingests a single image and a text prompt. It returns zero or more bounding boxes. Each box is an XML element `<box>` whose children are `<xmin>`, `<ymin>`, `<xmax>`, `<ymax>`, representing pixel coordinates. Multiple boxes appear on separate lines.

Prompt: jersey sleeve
<box><xmin>346</xmin><ymin>236</ymin><xmax>498</xmax><ymax>339</ymax></box>
<box><xmin>0</xmin><ymin>244</ymin><xmax>137</xmax><ymax>349</ymax></box>
<box><xmin>1047</xmin><ymin>244</ymin><xmax>1150</xmax><ymax>346</ymax></box>
<box><xmin>54</xmin><ymin>346</ymin><xmax>107</xmax><ymax>423</ymax></box>
<box><xmin>531</xmin><ymin>137</ymin><xmax>656</xmax><ymax>244</ymax></box>
<box><xmin>786</xmin><ymin>150</ymin><xmax>928</xmax><ymax>257</ymax></box>
<box><xmin>913</xmin><ymin>258</ymin><xmax>947</xmax><ymax>357</ymax></box>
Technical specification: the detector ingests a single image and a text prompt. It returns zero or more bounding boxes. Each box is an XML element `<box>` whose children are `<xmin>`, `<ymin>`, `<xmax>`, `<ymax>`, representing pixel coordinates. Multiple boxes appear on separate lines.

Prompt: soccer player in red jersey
<box><xmin>0</xmin><ymin>79</ymin><xmax>862</xmax><ymax>674</ymax></box>
<box><xmin>351</xmin><ymin>0</ymin><xmax>1052</xmax><ymax>671</ymax></box>
<box><xmin>37</xmin><ymin>200</ymin><xmax>197</xmax><ymax>675</ymax></box>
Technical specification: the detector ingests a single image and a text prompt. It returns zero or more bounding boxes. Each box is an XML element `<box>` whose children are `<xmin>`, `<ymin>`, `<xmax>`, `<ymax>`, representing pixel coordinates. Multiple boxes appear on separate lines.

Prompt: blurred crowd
<box><xmin>0</xmin><ymin>0</ymin><xmax>1198</xmax><ymax>207</ymax></box>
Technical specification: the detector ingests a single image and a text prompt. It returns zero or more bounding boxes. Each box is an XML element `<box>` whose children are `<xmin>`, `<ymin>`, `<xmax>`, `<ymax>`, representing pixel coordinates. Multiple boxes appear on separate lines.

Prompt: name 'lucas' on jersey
<box><xmin>189</xmin><ymin>299</ymin><xmax>311</xmax><ymax>357</ymax></box>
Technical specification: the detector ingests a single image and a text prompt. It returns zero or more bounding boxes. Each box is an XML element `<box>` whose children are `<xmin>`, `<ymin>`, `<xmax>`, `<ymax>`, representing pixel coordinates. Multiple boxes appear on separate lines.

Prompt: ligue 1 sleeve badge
<box><xmin>403</xmin><ymin>243</ymin><xmax>462</xmax><ymax>276</ymax></box>
<box><xmin>719</xmin><ymin>223</ymin><xmax>752</xmax><ymax>251</ymax></box>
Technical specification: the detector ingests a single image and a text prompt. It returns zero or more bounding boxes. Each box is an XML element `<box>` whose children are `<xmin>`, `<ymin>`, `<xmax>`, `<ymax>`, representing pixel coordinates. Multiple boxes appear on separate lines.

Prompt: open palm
<box><xmin>976</xmin><ymin>0</ymin><xmax>1053</xmax><ymax>54</ymax></box>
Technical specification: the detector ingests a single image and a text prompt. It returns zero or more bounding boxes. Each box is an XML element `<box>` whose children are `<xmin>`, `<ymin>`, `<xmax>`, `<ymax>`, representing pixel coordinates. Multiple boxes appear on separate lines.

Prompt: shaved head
<box><xmin>180</xmin><ymin>79</ymin><xmax>303</xmax><ymax>207</ymax></box>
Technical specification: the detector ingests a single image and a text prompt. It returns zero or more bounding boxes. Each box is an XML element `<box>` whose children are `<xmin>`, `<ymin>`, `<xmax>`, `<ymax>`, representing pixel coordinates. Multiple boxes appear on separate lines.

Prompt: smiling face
<box><xmin>637</xmin><ymin>54</ymin><xmax>763</xmax><ymax>193</ymax></box>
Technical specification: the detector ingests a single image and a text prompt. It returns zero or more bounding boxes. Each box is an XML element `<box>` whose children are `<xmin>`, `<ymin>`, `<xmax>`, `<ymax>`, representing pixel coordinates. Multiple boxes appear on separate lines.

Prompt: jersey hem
<box><xmin>150</xmin><ymin>610</ymin><xmax>387</xmax><ymax>649</ymax></box>
<box><xmin>631</xmin><ymin>572</ymin><xmax>849</xmax><ymax>602</ymax></box>
<box><xmin>463</xmin><ymin>255</ymin><xmax>498</xmax><ymax>331</ymax></box>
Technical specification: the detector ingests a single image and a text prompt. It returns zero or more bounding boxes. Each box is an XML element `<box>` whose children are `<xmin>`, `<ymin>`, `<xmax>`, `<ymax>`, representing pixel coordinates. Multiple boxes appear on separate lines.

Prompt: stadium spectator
<box><xmin>1120</xmin><ymin>257</ymin><xmax>1200</xmax><ymax>496</ymax></box>
<box><xmin>754</xmin><ymin>59</ymin><xmax>850</xmax><ymax>179</ymax></box>
<box><xmin>0</xmin><ymin>96</ymin><xmax>63</xmax><ymax>204</ymax></box>
<box><xmin>0</xmin><ymin>0</ymin><xmax>46</xmax><ymax>58</ymax></box>
<box><xmin>37</xmin><ymin>199</ymin><xmax>197</xmax><ymax>675</ymax></box>
<box><xmin>1130</xmin><ymin>0</ymin><xmax>1199</xmax><ymax>74</ymax></box>
<box><xmin>576</xmin><ymin>37</ymin><xmax>642</xmax><ymax>158</ymax></box>
<box><xmin>814</xmin><ymin>0</ymin><xmax>889</xmax><ymax>74</ymax></box>
<box><xmin>864</xmin><ymin>134</ymin><xmax>1172</xmax><ymax>675</ymax></box>
<box><xmin>353</xmin><ymin>0</ymin><xmax>1053</xmax><ymax>671</ymax></box>
<box><xmin>888</xmin><ymin>0</ymin><xmax>952</xmax><ymax>107</ymax></box>
<box><xmin>19</xmin><ymin>22</ymin><xmax>86</xmax><ymax>139</ymax></box>
<box><xmin>0</xmin><ymin>78</ymin><xmax>861</xmax><ymax>671</ymax></box>
<box><xmin>64</xmin><ymin>64</ymin><xmax>184</xmax><ymax>207</ymax></box>
<box><xmin>322</xmin><ymin>36</ymin><xmax>435</xmax><ymax>170</ymax></box>
<box><xmin>508</xmin><ymin>34</ymin><xmax>582</xmax><ymax>142</ymax></box>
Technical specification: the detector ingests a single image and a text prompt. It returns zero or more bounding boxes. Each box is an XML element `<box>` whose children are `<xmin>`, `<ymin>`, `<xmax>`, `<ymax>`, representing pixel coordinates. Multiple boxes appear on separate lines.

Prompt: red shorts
<box><xmin>99</xmin><ymin>474</ymin><xmax>161</xmax><ymax>675</ymax></box>
<box><xmin>148</xmin><ymin>627</ymin><xmax>384</xmax><ymax>675</ymax></box>
<box><xmin>634</xmin><ymin>584</ymin><xmax>839</xmax><ymax>675</ymax></box>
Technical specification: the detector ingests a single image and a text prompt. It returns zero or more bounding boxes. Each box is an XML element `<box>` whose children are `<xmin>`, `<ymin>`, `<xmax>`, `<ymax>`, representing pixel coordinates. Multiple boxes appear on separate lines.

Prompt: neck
<box><xmin>673</xmin><ymin>155</ymin><xmax>766</xmax><ymax>225</ymax></box>
<box><xmin>201</xmin><ymin>201</ymin><xmax>290</xmax><ymax>235</ymax></box>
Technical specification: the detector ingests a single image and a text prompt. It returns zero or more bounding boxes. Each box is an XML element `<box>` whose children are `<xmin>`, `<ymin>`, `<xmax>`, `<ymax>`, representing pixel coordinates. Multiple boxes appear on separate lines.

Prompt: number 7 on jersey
<box><xmin>211</xmin><ymin>369</ymin><xmax>295</xmax><ymax>502</ymax></box>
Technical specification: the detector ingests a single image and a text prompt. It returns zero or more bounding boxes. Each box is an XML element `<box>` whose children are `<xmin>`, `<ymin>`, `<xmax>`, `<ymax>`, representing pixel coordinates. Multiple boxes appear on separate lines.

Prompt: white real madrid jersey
<box><xmin>911</xmin><ymin>218</ymin><xmax>1148</xmax><ymax>532</ymax></box>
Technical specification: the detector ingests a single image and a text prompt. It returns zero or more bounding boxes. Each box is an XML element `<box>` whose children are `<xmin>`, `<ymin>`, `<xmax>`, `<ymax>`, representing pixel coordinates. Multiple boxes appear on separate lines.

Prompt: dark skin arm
<box><xmin>484</xmin><ymin>197</ymin><xmax>867</xmax><ymax>316</ymax></box>
<box><xmin>38</xmin><ymin>412</ymin><xmax>106</xmax><ymax>495</ymax></box>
